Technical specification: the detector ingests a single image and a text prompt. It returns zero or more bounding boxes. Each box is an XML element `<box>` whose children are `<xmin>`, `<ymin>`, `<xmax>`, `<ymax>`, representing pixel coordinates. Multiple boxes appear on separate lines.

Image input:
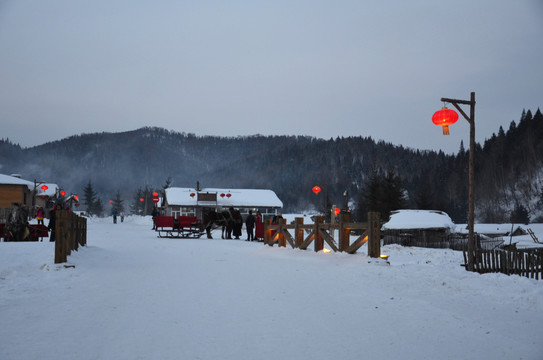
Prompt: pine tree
<box><xmin>112</xmin><ymin>190</ymin><xmax>124</xmax><ymax>213</ymax></box>
<box><xmin>83</xmin><ymin>180</ymin><xmax>97</xmax><ymax>216</ymax></box>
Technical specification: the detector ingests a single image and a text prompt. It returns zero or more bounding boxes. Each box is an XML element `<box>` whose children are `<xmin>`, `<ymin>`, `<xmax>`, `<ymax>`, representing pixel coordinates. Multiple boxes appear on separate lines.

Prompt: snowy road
<box><xmin>1</xmin><ymin>216</ymin><xmax>542</xmax><ymax>360</ymax></box>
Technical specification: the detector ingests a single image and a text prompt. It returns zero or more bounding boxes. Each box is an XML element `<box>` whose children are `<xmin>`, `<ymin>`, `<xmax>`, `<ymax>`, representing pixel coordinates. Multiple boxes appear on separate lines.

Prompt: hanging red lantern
<box><xmin>60</xmin><ymin>190</ymin><xmax>66</xmax><ymax>196</ymax></box>
<box><xmin>40</xmin><ymin>184</ymin><xmax>49</xmax><ymax>191</ymax></box>
<box><xmin>432</xmin><ymin>107</ymin><xmax>459</xmax><ymax>135</ymax></box>
<box><xmin>312</xmin><ymin>186</ymin><xmax>321</xmax><ymax>195</ymax></box>
<box><xmin>220</xmin><ymin>193</ymin><xmax>225</xmax><ymax>198</ymax></box>
<box><xmin>334</xmin><ymin>208</ymin><xmax>340</xmax><ymax>216</ymax></box>
<box><xmin>152</xmin><ymin>192</ymin><xmax>159</xmax><ymax>197</ymax></box>
<box><xmin>140</xmin><ymin>198</ymin><xmax>144</xmax><ymax>202</ymax></box>
<box><xmin>74</xmin><ymin>195</ymin><xmax>79</xmax><ymax>201</ymax></box>
<box><xmin>190</xmin><ymin>193</ymin><xmax>196</xmax><ymax>198</ymax></box>
<box><xmin>109</xmin><ymin>200</ymin><xmax>113</xmax><ymax>204</ymax></box>
<box><xmin>226</xmin><ymin>193</ymin><xmax>231</xmax><ymax>198</ymax></box>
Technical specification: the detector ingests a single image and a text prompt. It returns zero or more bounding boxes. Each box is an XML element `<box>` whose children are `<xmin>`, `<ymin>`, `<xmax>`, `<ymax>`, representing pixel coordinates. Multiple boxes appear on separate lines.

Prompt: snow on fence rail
<box><xmin>462</xmin><ymin>249</ymin><xmax>543</xmax><ymax>280</ymax></box>
<box><xmin>54</xmin><ymin>210</ymin><xmax>87</xmax><ymax>264</ymax></box>
<box><xmin>264</xmin><ymin>212</ymin><xmax>381</xmax><ymax>257</ymax></box>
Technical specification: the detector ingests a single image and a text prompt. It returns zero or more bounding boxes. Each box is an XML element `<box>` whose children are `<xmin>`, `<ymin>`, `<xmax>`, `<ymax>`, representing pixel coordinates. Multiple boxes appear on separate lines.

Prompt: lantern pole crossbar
<box><xmin>440</xmin><ymin>97</ymin><xmax>474</xmax><ymax>125</ymax></box>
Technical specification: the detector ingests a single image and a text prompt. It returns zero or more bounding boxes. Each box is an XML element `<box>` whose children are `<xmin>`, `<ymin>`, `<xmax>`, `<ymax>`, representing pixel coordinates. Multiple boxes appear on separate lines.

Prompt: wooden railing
<box><xmin>463</xmin><ymin>249</ymin><xmax>542</xmax><ymax>280</ymax></box>
<box><xmin>55</xmin><ymin>210</ymin><xmax>87</xmax><ymax>264</ymax></box>
<box><xmin>264</xmin><ymin>212</ymin><xmax>381</xmax><ymax>257</ymax></box>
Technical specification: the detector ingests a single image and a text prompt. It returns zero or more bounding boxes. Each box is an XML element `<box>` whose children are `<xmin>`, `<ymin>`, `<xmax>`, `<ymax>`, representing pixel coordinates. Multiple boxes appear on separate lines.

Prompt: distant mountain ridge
<box><xmin>1</xmin><ymin>108</ymin><xmax>542</xmax><ymax>222</ymax></box>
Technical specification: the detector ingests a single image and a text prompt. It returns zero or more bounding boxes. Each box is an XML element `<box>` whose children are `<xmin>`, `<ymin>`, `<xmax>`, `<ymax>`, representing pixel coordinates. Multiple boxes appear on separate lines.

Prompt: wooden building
<box><xmin>0</xmin><ymin>174</ymin><xmax>34</xmax><ymax>220</ymax></box>
<box><xmin>163</xmin><ymin>187</ymin><xmax>283</xmax><ymax>220</ymax></box>
<box><xmin>381</xmin><ymin>209</ymin><xmax>458</xmax><ymax>249</ymax></box>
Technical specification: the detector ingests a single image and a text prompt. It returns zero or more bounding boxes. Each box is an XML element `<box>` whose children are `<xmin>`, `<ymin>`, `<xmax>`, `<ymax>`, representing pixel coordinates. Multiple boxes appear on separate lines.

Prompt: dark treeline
<box><xmin>1</xmin><ymin>108</ymin><xmax>542</xmax><ymax>222</ymax></box>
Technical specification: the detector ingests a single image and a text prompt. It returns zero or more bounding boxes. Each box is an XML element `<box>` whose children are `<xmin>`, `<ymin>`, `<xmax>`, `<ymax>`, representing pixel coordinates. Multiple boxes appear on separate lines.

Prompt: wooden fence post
<box><xmin>55</xmin><ymin>210</ymin><xmax>67</xmax><ymax>264</ymax></box>
<box><xmin>54</xmin><ymin>210</ymin><xmax>87</xmax><ymax>264</ymax></box>
<box><xmin>294</xmin><ymin>217</ymin><xmax>304</xmax><ymax>248</ymax></box>
<box><xmin>314</xmin><ymin>216</ymin><xmax>324</xmax><ymax>252</ymax></box>
<box><xmin>338</xmin><ymin>212</ymin><xmax>351</xmax><ymax>252</ymax></box>
<box><xmin>278</xmin><ymin>218</ymin><xmax>286</xmax><ymax>247</ymax></box>
<box><xmin>367</xmin><ymin>212</ymin><xmax>381</xmax><ymax>258</ymax></box>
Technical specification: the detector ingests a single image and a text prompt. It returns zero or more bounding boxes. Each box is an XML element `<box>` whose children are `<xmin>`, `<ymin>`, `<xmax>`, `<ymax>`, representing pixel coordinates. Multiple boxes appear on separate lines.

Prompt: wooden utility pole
<box><xmin>441</xmin><ymin>92</ymin><xmax>476</xmax><ymax>271</ymax></box>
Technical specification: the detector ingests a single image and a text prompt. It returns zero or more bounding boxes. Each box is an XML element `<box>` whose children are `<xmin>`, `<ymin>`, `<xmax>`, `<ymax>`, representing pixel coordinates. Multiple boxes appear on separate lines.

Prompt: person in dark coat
<box><xmin>48</xmin><ymin>206</ymin><xmax>57</xmax><ymax>242</ymax></box>
<box><xmin>151</xmin><ymin>206</ymin><xmax>159</xmax><ymax>230</ymax></box>
<box><xmin>231</xmin><ymin>208</ymin><xmax>243</xmax><ymax>239</ymax></box>
<box><xmin>245</xmin><ymin>210</ymin><xmax>256</xmax><ymax>241</ymax></box>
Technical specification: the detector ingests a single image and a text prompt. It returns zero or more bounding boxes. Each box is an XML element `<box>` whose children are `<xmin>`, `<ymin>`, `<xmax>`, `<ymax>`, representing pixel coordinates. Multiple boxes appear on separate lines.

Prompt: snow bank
<box><xmin>1</xmin><ymin>216</ymin><xmax>542</xmax><ymax>360</ymax></box>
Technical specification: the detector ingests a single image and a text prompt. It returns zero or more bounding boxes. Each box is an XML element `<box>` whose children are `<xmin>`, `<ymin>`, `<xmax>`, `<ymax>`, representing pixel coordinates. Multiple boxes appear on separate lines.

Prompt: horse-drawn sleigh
<box><xmin>153</xmin><ymin>208</ymin><xmax>243</xmax><ymax>239</ymax></box>
<box><xmin>153</xmin><ymin>215</ymin><xmax>204</xmax><ymax>238</ymax></box>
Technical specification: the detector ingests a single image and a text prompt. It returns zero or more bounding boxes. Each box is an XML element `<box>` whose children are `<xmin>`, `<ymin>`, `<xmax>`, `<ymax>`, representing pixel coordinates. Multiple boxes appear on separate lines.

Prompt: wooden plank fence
<box><xmin>55</xmin><ymin>210</ymin><xmax>87</xmax><ymax>264</ymax></box>
<box><xmin>264</xmin><ymin>212</ymin><xmax>381</xmax><ymax>257</ymax></box>
<box><xmin>463</xmin><ymin>249</ymin><xmax>543</xmax><ymax>280</ymax></box>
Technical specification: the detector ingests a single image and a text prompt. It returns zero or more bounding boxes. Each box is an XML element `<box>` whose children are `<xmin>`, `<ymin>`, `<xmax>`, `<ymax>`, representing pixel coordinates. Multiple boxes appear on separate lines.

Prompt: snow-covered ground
<box><xmin>1</xmin><ymin>216</ymin><xmax>542</xmax><ymax>360</ymax></box>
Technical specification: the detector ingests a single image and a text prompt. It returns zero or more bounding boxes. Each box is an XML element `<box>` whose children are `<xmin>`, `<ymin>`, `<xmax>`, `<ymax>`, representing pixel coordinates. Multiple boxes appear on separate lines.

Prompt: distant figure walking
<box><xmin>120</xmin><ymin>211</ymin><xmax>125</xmax><ymax>223</ymax></box>
<box><xmin>112</xmin><ymin>209</ymin><xmax>118</xmax><ymax>224</ymax></box>
<box><xmin>245</xmin><ymin>210</ymin><xmax>256</xmax><ymax>241</ymax></box>
<box><xmin>151</xmin><ymin>206</ymin><xmax>159</xmax><ymax>230</ymax></box>
<box><xmin>36</xmin><ymin>206</ymin><xmax>45</xmax><ymax>225</ymax></box>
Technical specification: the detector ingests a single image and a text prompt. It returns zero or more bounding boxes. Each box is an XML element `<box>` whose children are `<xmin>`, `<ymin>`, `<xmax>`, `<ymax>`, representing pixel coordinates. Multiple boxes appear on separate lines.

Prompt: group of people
<box><xmin>244</xmin><ymin>210</ymin><xmax>263</xmax><ymax>241</ymax></box>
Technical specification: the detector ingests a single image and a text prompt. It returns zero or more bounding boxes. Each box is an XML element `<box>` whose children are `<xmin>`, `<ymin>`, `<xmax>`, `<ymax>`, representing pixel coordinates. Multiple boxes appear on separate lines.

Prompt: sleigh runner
<box><xmin>154</xmin><ymin>216</ymin><xmax>204</xmax><ymax>238</ymax></box>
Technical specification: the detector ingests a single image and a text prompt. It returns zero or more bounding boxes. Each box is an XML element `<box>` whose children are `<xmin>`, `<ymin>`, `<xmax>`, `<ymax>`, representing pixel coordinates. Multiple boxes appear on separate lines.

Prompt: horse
<box><xmin>202</xmin><ymin>209</ymin><xmax>233</xmax><ymax>239</ymax></box>
<box><xmin>6</xmin><ymin>203</ymin><xmax>30</xmax><ymax>242</ymax></box>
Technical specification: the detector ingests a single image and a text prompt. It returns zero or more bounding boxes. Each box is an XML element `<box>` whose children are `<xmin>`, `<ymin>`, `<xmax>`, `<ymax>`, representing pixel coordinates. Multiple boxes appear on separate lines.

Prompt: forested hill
<box><xmin>1</xmin><ymin>108</ymin><xmax>542</xmax><ymax>222</ymax></box>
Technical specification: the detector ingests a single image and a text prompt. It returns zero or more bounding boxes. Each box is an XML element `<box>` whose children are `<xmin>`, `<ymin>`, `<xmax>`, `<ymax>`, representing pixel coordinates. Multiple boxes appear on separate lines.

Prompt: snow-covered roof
<box><xmin>0</xmin><ymin>173</ymin><xmax>35</xmax><ymax>190</ymax></box>
<box><xmin>35</xmin><ymin>183</ymin><xmax>59</xmax><ymax>197</ymax></box>
<box><xmin>165</xmin><ymin>187</ymin><xmax>283</xmax><ymax>208</ymax></box>
<box><xmin>382</xmin><ymin>209</ymin><xmax>455</xmax><ymax>230</ymax></box>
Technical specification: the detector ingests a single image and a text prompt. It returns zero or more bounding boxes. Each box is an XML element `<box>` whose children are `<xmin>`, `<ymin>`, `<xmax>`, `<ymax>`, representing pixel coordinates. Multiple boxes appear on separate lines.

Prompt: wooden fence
<box><xmin>463</xmin><ymin>249</ymin><xmax>543</xmax><ymax>280</ymax></box>
<box><xmin>55</xmin><ymin>210</ymin><xmax>87</xmax><ymax>264</ymax></box>
<box><xmin>264</xmin><ymin>212</ymin><xmax>381</xmax><ymax>257</ymax></box>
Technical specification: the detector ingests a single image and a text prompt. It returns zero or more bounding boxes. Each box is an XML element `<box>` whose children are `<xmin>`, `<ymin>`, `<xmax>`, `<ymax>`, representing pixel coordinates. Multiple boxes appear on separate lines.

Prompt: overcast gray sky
<box><xmin>1</xmin><ymin>0</ymin><xmax>542</xmax><ymax>153</ymax></box>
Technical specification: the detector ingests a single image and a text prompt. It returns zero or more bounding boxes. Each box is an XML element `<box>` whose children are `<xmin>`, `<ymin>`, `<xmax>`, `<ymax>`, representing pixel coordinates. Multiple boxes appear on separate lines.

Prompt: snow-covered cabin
<box><xmin>0</xmin><ymin>174</ymin><xmax>35</xmax><ymax>216</ymax></box>
<box><xmin>163</xmin><ymin>187</ymin><xmax>283</xmax><ymax>220</ymax></box>
<box><xmin>381</xmin><ymin>209</ymin><xmax>457</xmax><ymax>249</ymax></box>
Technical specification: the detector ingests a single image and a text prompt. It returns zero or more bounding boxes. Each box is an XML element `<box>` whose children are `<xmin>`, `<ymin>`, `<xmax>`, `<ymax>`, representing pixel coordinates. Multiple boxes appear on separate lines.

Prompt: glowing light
<box><xmin>323</xmin><ymin>248</ymin><xmax>332</xmax><ymax>253</ymax></box>
<box><xmin>40</xmin><ymin>185</ymin><xmax>48</xmax><ymax>191</ymax></box>
<box><xmin>312</xmin><ymin>186</ymin><xmax>321</xmax><ymax>195</ymax></box>
<box><xmin>432</xmin><ymin>107</ymin><xmax>459</xmax><ymax>135</ymax></box>
<box><xmin>334</xmin><ymin>208</ymin><xmax>340</xmax><ymax>216</ymax></box>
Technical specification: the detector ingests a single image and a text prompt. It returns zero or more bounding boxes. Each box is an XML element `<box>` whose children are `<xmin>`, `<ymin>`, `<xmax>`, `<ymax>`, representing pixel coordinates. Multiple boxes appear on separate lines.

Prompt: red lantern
<box><xmin>190</xmin><ymin>193</ymin><xmax>195</xmax><ymax>198</ymax></box>
<box><xmin>220</xmin><ymin>193</ymin><xmax>225</xmax><ymax>198</ymax></box>
<box><xmin>140</xmin><ymin>198</ymin><xmax>144</xmax><ymax>202</ymax></box>
<box><xmin>60</xmin><ymin>190</ymin><xmax>66</xmax><ymax>196</ymax></box>
<box><xmin>334</xmin><ymin>208</ymin><xmax>340</xmax><ymax>216</ymax></box>
<box><xmin>40</xmin><ymin>184</ymin><xmax>48</xmax><ymax>191</ymax></box>
<box><xmin>226</xmin><ymin>193</ymin><xmax>231</xmax><ymax>198</ymax></box>
<box><xmin>74</xmin><ymin>195</ymin><xmax>79</xmax><ymax>201</ymax></box>
<box><xmin>432</xmin><ymin>107</ymin><xmax>459</xmax><ymax>135</ymax></box>
<box><xmin>109</xmin><ymin>200</ymin><xmax>113</xmax><ymax>204</ymax></box>
<box><xmin>312</xmin><ymin>186</ymin><xmax>321</xmax><ymax>195</ymax></box>
<box><xmin>152</xmin><ymin>192</ymin><xmax>159</xmax><ymax>197</ymax></box>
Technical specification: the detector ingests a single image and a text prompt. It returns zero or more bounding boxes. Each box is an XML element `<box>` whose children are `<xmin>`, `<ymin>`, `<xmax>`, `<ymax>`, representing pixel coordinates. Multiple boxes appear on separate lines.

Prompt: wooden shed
<box><xmin>381</xmin><ymin>209</ymin><xmax>459</xmax><ymax>249</ymax></box>
<box><xmin>0</xmin><ymin>174</ymin><xmax>34</xmax><ymax>219</ymax></box>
